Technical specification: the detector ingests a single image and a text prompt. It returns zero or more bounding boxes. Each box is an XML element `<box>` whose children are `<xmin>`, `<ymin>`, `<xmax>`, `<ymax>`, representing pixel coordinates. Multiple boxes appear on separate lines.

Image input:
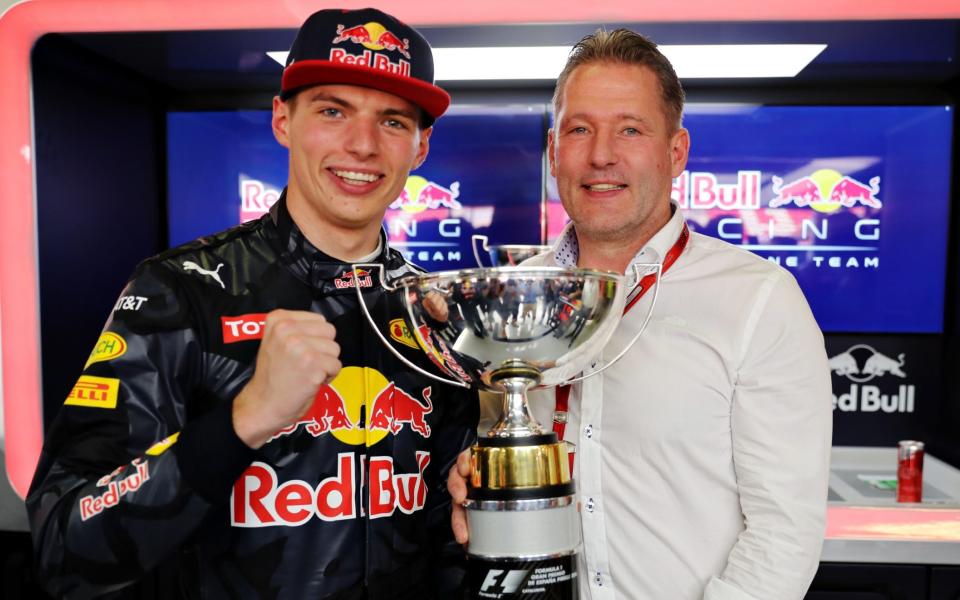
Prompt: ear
<box><xmin>546</xmin><ymin>128</ymin><xmax>557</xmax><ymax>179</ymax></box>
<box><xmin>272</xmin><ymin>96</ymin><xmax>291</xmax><ymax>149</ymax></box>
<box><xmin>669</xmin><ymin>127</ymin><xmax>690</xmax><ymax>178</ymax></box>
<box><xmin>411</xmin><ymin>126</ymin><xmax>432</xmax><ymax>170</ymax></box>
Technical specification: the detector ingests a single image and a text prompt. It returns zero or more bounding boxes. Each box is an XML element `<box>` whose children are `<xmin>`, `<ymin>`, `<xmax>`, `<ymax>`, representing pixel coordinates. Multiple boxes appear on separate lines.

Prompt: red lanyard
<box><xmin>553</xmin><ymin>223</ymin><xmax>689</xmax><ymax>471</ymax></box>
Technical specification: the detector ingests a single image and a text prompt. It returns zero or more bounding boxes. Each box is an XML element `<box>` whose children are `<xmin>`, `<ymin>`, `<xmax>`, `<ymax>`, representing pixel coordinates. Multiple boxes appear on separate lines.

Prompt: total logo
<box><xmin>270</xmin><ymin>366</ymin><xmax>433</xmax><ymax>445</ymax></box>
<box><xmin>389</xmin><ymin>175</ymin><xmax>462</xmax><ymax>213</ymax></box>
<box><xmin>829</xmin><ymin>345</ymin><xmax>915</xmax><ymax>413</ymax></box>
<box><xmin>769</xmin><ymin>169</ymin><xmax>881</xmax><ymax>213</ymax></box>
<box><xmin>329</xmin><ymin>22</ymin><xmax>411</xmax><ymax>77</ymax></box>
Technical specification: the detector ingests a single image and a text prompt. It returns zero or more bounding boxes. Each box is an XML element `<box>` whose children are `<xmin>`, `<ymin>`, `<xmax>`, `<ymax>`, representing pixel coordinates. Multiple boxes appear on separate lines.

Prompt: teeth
<box><xmin>334</xmin><ymin>170</ymin><xmax>379</xmax><ymax>184</ymax></box>
<box><xmin>587</xmin><ymin>183</ymin><xmax>625</xmax><ymax>191</ymax></box>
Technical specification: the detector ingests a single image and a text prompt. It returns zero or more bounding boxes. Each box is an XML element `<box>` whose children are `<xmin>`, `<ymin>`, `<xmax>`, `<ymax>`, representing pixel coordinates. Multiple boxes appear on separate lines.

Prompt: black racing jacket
<box><xmin>26</xmin><ymin>196</ymin><xmax>478</xmax><ymax>599</ymax></box>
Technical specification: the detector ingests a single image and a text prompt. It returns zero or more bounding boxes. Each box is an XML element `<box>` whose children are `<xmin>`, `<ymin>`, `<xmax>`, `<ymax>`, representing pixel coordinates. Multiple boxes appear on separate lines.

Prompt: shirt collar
<box><xmin>552</xmin><ymin>202</ymin><xmax>684</xmax><ymax>286</ymax></box>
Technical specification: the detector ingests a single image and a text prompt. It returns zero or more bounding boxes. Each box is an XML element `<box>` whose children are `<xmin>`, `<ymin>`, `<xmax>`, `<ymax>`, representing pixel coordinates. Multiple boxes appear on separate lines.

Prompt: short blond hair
<box><xmin>553</xmin><ymin>28</ymin><xmax>685</xmax><ymax>132</ymax></box>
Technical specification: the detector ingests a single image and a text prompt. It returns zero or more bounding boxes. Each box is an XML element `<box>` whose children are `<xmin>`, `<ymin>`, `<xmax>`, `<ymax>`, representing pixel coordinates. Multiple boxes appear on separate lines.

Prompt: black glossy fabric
<box><xmin>26</xmin><ymin>194</ymin><xmax>477</xmax><ymax>599</ymax></box>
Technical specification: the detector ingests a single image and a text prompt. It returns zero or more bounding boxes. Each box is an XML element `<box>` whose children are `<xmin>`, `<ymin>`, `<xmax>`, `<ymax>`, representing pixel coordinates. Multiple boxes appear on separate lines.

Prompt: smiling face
<box><xmin>549</xmin><ymin>61</ymin><xmax>689</xmax><ymax>256</ymax></box>
<box><xmin>272</xmin><ymin>84</ymin><xmax>430</xmax><ymax>259</ymax></box>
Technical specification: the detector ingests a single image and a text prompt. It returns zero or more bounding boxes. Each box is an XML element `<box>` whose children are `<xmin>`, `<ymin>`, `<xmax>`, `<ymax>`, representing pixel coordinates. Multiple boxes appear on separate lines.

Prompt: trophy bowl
<box><xmin>399</xmin><ymin>266</ymin><xmax>625</xmax><ymax>391</ymax></box>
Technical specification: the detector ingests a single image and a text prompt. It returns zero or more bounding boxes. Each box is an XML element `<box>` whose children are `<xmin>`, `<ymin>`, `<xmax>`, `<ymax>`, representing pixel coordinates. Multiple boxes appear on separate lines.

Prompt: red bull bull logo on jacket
<box><xmin>334</xmin><ymin>268</ymin><xmax>373</xmax><ymax>289</ymax></box>
<box><xmin>232</xmin><ymin>367</ymin><xmax>436</xmax><ymax>526</ymax></box>
<box><xmin>330</xmin><ymin>22</ymin><xmax>411</xmax><ymax>76</ymax></box>
<box><xmin>269</xmin><ymin>366</ymin><xmax>433</xmax><ymax>445</ymax></box>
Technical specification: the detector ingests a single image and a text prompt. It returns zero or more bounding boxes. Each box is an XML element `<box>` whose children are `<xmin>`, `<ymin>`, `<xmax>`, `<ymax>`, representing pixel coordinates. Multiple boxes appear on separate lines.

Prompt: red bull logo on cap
<box><xmin>333</xmin><ymin>22</ymin><xmax>411</xmax><ymax>59</ymax></box>
<box><xmin>389</xmin><ymin>175</ymin><xmax>462</xmax><ymax>214</ymax></box>
<box><xmin>270</xmin><ymin>366</ymin><xmax>433</xmax><ymax>446</ymax></box>
<box><xmin>330</xmin><ymin>22</ymin><xmax>411</xmax><ymax>76</ymax></box>
<box><xmin>769</xmin><ymin>169</ymin><xmax>881</xmax><ymax>213</ymax></box>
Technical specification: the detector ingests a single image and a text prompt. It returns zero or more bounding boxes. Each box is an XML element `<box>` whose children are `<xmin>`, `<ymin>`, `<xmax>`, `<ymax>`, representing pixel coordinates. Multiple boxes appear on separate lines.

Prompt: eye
<box><xmin>622</xmin><ymin>127</ymin><xmax>640</xmax><ymax>136</ymax></box>
<box><xmin>319</xmin><ymin>107</ymin><xmax>343</xmax><ymax>118</ymax></box>
<box><xmin>568</xmin><ymin>126</ymin><xmax>589</xmax><ymax>135</ymax></box>
<box><xmin>384</xmin><ymin>118</ymin><xmax>409</xmax><ymax>130</ymax></box>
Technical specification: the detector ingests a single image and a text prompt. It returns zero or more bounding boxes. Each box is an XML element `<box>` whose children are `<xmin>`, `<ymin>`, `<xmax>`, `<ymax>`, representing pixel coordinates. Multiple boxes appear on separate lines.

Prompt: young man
<box><xmin>450</xmin><ymin>29</ymin><xmax>832</xmax><ymax>600</ymax></box>
<box><xmin>28</xmin><ymin>8</ymin><xmax>476</xmax><ymax>599</ymax></box>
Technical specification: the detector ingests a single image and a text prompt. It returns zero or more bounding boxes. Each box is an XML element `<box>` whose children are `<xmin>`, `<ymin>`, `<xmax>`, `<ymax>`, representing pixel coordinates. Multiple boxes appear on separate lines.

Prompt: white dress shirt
<box><xmin>489</xmin><ymin>205</ymin><xmax>832</xmax><ymax>600</ymax></box>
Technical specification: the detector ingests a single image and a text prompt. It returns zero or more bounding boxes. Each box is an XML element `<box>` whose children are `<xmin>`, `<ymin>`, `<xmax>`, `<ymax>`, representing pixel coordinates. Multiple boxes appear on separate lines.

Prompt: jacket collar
<box><xmin>268</xmin><ymin>189</ymin><xmax>406</xmax><ymax>289</ymax></box>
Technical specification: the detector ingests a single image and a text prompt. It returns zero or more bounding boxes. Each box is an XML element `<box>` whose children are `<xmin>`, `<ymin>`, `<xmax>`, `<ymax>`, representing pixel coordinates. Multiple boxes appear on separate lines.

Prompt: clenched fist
<box><xmin>232</xmin><ymin>309</ymin><xmax>342</xmax><ymax>448</ymax></box>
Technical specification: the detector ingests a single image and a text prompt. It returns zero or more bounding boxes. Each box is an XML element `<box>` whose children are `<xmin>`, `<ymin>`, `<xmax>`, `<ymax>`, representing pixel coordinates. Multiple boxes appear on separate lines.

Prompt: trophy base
<box><xmin>466</xmin><ymin>553</ymin><xmax>578</xmax><ymax>599</ymax></box>
<box><xmin>465</xmin><ymin>433</ymin><xmax>580</xmax><ymax>599</ymax></box>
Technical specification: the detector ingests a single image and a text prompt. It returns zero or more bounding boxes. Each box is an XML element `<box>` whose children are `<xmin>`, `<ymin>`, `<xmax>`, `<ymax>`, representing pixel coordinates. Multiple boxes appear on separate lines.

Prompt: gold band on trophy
<box><xmin>471</xmin><ymin>442</ymin><xmax>571</xmax><ymax>490</ymax></box>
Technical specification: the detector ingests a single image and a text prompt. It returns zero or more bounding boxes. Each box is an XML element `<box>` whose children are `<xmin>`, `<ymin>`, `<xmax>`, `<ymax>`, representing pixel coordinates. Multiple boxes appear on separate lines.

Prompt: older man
<box><xmin>451</xmin><ymin>28</ymin><xmax>832</xmax><ymax>600</ymax></box>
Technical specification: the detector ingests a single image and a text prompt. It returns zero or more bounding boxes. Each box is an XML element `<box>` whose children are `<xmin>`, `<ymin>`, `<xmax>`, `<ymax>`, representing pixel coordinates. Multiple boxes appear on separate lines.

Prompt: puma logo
<box><xmin>183</xmin><ymin>261</ymin><xmax>226</xmax><ymax>289</ymax></box>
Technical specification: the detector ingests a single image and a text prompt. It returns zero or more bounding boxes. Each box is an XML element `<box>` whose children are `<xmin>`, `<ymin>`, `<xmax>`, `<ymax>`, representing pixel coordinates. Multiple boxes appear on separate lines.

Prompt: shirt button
<box><xmin>585</xmin><ymin>497</ymin><xmax>595</xmax><ymax>512</ymax></box>
<box><xmin>594</xmin><ymin>572</ymin><xmax>603</xmax><ymax>586</ymax></box>
<box><xmin>584</xmin><ymin>424</ymin><xmax>593</xmax><ymax>438</ymax></box>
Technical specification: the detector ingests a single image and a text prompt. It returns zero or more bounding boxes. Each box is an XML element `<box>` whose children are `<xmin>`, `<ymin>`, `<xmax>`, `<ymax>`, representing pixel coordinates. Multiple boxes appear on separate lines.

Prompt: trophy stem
<box><xmin>487</xmin><ymin>362</ymin><xmax>544</xmax><ymax>437</ymax></box>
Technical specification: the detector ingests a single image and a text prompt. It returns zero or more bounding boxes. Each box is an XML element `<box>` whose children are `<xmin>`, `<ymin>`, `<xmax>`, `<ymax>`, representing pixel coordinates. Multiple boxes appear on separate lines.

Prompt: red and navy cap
<box><xmin>281</xmin><ymin>8</ymin><xmax>450</xmax><ymax>125</ymax></box>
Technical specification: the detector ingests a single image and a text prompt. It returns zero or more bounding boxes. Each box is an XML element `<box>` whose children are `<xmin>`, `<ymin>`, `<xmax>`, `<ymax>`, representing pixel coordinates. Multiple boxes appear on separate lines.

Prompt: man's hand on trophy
<box><xmin>447</xmin><ymin>449</ymin><xmax>472</xmax><ymax>544</ymax></box>
<box><xmin>232</xmin><ymin>309</ymin><xmax>342</xmax><ymax>450</ymax></box>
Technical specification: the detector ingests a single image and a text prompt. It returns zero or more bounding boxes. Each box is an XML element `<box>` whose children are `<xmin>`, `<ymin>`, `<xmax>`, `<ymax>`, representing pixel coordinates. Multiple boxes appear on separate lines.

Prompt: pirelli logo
<box><xmin>65</xmin><ymin>375</ymin><xmax>119</xmax><ymax>409</ymax></box>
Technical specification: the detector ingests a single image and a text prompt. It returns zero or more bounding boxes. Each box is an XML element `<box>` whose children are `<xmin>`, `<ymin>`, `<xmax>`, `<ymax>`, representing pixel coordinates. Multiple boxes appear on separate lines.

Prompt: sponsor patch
<box><xmin>80</xmin><ymin>459</ymin><xmax>150</xmax><ymax>521</ymax></box>
<box><xmin>222</xmin><ymin>313</ymin><xmax>268</xmax><ymax>343</ymax></box>
<box><xmin>84</xmin><ymin>332</ymin><xmax>127</xmax><ymax>369</ymax></box>
<box><xmin>335</xmin><ymin>269</ymin><xmax>373</xmax><ymax>289</ymax></box>
<box><xmin>146</xmin><ymin>432</ymin><xmax>181</xmax><ymax>456</ymax></box>
<box><xmin>389</xmin><ymin>318</ymin><xmax>418</xmax><ymax>349</ymax></box>
<box><xmin>65</xmin><ymin>375</ymin><xmax>120</xmax><ymax>409</ymax></box>
<box><xmin>113</xmin><ymin>295</ymin><xmax>148</xmax><ymax>312</ymax></box>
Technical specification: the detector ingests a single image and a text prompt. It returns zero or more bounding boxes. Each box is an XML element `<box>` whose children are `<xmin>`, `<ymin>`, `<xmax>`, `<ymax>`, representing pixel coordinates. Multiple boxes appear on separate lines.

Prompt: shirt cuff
<box><xmin>703</xmin><ymin>576</ymin><xmax>762</xmax><ymax>600</ymax></box>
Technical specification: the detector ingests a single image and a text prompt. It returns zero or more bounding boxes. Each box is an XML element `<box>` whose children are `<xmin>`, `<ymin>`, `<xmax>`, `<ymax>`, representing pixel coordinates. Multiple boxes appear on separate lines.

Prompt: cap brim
<box><xmin>282</xmin><ymin>61</ymin><xmax>450</xmax><ymax>121</ymax></box>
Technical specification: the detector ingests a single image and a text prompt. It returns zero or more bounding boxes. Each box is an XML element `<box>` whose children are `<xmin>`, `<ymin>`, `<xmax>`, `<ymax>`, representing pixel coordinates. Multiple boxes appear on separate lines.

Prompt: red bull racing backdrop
<box><xmin>167</xmin><ymin>105</ymin><xmax>544</xmax><ymax>273</ymax></box>
<box><xmin>169</xmin><ymin>104</ymin><xmax>953</xmax><ymax>333</ymax></box>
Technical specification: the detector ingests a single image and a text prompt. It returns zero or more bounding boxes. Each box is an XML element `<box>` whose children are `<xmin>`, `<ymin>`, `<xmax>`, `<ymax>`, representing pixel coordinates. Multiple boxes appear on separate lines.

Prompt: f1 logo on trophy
<box><xmin>353</xmin><ymin>259</ymin><xmax>660</xmax><ymax>599</ymax></box>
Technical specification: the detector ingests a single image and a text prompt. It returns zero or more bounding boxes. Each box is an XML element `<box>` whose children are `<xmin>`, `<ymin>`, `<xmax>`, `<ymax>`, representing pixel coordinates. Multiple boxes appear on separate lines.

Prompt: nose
<box><xmin>587</xmin><ymin>129</ymin><xmax>618</xmax><ymax>168</ymax></box>
<box><xmin>343</xmin><ymin>117</ymin><xmax>380</xmax><ymax>159</ymax></box>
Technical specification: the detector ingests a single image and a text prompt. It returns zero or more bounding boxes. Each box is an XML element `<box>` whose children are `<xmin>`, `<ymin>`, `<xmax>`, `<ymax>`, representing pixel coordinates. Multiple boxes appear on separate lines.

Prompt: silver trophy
<box><xmin>472</xmin><ymin>234</ymin><xmax>552</xmax><ymax>267</ymax></box>
<box><xmin>353</xmin><ymin>264</ymin><xmax>660</xmax><ymax>599</ymax></box>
